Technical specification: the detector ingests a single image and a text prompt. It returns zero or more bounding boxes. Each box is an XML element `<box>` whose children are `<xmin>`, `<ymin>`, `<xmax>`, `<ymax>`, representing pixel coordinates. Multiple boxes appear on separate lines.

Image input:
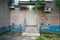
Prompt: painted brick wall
<box><xmin>10</xmin><ymin>2</ymin><xmax>59</xmax><ymax>26</ymax></box>
<box><xmin>10</xmin><ymin>8</ymin><xmax>25</xmax><ymax>25</ymax></box>
<box><xmin>38</xmin><ymin>2</ymin><xmax>59</xmax><ymax>25</ymax></box>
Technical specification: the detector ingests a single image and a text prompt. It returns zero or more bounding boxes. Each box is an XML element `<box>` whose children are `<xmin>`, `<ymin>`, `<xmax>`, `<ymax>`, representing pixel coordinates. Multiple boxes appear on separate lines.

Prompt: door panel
<box><xmin>26</xmin><ymin>10</ymin><xmax>37</xmax><ymax>25</ymax></box>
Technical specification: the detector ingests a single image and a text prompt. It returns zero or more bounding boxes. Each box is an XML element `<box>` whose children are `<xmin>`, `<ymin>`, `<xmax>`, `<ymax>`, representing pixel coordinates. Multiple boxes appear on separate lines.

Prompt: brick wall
<box><xmin>10</xmin><ymin>8</ymin><xmax>38</xmax><ymax>25</ymax></box>
<box><xmin>38</xmin><ymin>2</ymin><xmax>59</xmax><ymax>25</ymax></box>
<box><xmin>10</xmin><ymin>2</ymin><xmax>59</xmax><ymax>26</ymax></box>
<box><xmin>10</xmin><ymin>8</ymin><xmax>25</xmax><ymax>25</ymax></box>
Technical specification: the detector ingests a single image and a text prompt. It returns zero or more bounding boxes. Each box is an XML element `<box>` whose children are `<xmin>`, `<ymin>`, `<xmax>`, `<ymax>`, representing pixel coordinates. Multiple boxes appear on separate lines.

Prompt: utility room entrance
<box><xmin>25</xmin><ymin>7</ymin><xmax>37</xmax><ymax>25</ymax></box>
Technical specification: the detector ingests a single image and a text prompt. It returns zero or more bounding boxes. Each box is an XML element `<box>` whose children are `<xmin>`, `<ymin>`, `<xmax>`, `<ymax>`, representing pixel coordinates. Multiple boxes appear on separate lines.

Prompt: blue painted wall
<box><xmin>0</xmin><ymin>25</ymin><xmax>60</xmax><ymax>34</ymax></box>
<box><xmin>39</xmin><ymin>25</ymin><xmax>60</xmax><ymax>33</ymax></box>
<box><xmin>9</xmin><ymin>25</ymin><xmax>24</xmax><ymax>32</ymax></box>
<box><xmin>0</xmin><ymin>26</ymin><xmax>7</xmax><ymax>34</ymax></box>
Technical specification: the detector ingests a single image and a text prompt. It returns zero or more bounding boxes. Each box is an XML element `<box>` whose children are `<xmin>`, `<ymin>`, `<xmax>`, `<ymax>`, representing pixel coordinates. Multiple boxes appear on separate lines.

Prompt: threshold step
<box><xmin>22</xmin><ymin>33</ymin><xmax>40</xmax><ymax>37</ymax></box>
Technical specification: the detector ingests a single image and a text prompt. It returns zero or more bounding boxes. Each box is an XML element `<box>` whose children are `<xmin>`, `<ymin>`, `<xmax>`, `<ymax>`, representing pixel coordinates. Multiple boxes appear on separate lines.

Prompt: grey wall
<box><xmin>0</xmin><ymin>0</ymin><xmax>10</xmax><ymax>27</ymax></box>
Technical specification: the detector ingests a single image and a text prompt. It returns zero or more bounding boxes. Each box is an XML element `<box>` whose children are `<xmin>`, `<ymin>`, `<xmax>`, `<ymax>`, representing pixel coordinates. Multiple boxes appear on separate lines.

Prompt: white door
<box><xmin>26</xmin><ymin>10</ymin><xmax>37</xmax><ymax>25</ymax></box>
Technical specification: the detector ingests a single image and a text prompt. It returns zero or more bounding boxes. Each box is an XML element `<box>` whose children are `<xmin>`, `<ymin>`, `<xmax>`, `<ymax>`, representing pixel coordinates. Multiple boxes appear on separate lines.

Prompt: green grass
<box><xmin>44</xmin><ymin>34</ymin><xmax>53</xmax><ymax>40</ymax></box>
<box><xmin>17</xmin><ymin>32</ymin><xmax>22</xmax><ymax>36</ymax></box>
<box><xmin>56</xmin><ymin>34</ymin><xmax>60</xmax><ymax>37</ymax></box>
<box><xmin>0</xmin><ymin>30</ymin><xmax>11</xmax><ymax>36</ymax></box>
<box><xmin>36</xmin><ymin>36</ymin><xmax>45</xmax><ymax>40</ymax></box>
<box><xmin>3</xmin><ymin>30</ymin><xmax>11</xmax><ymax>34</ymax></box>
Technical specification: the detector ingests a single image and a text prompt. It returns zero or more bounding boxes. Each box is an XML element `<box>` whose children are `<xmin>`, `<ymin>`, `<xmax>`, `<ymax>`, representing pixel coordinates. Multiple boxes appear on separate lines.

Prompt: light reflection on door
<box><xmin>25</xmin><ymin>10</ymin><xmax>37</xmax><ymax>25</ymax></box>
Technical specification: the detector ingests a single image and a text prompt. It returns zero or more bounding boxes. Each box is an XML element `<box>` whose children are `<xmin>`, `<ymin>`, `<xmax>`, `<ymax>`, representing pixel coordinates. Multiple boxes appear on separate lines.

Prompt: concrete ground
<box><xmin>0</xmin><ymin>32</ymin><xmax>36</xmax><ymax>40</ymax></box>
<box><xmin>0</xmin><ymin>36</ymin><xmax>35</xmax><ymax>40</ymax></box>
<box><xmin>0</xmin><ymin>26</ymin><xmax>39</xmax><ymax>40</ymax></box>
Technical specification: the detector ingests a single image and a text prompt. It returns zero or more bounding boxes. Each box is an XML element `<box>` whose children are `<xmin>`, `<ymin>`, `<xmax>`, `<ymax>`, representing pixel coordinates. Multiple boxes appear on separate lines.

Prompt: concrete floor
<box><xmin>0</xmin><ymin>36</ymin><xmax>34</xmax><ymax>40</ymax></box>
<box><xmin>0</xmin><ymin>25</ymin><xmax>39</xmax><ymax>40</ymax></box>
<box><xmin>0</xmin><ymin>32</ymin><xmax>36</xmax><ymax>40</ymax></box>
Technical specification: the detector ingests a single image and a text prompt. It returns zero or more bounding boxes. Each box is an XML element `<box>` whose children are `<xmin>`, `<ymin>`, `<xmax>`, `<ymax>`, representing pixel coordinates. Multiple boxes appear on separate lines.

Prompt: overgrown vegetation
<box><xmin>44</xmin><ymin>34</ymin><xmax>53</xmax><ymax>40</ymax></box>
<box><xmin>56</xmin><ymin>34</ymin><xmax>60</xmax><ymax>37</ymax></box>
<box><xmin>0</xmin><ymin>30</ymin><xmax>11</xmax><ymax>36</ymax></box>
<box><xmin>30</xmin><ymin>0</ymin><xmax>44</xmax><ymax>12</ymax></box>
<box><xmin>17</xmin><ymin>32</ymin><xmax>22</xmax><ymax>36</ymax></box>
<box><xmin>54</xmin><ymin>0</ymin><xmax>60</xmax><ymax>8</ymax></box>
<box><xmin>36</xmin><ymin>36</ymin><xmax>45</xmax><ymax>40</ymax></box>
<box><xmin>35</xmin><ymin>0</ymin><xmax>44</xmax><ymax>12</ymax></box>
